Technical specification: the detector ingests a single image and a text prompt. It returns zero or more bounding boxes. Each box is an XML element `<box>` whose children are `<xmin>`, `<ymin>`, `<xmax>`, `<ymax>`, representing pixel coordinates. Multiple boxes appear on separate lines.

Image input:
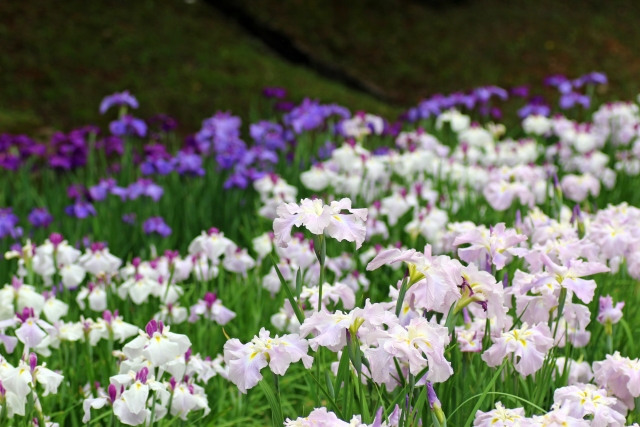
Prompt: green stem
<box><xmin>149</xmin><ymin>391</ymin><xmax>158</xmax><ymax>425</ymax></box>
<box><xmin>395</xmin><ymin>277</ymin><xmax>409</xmax><ymax>317</ymax></box>
<box><xmin>552</xmin><ymin>287</ymin><xmax>568</xmax><ymax>339</ymax></box>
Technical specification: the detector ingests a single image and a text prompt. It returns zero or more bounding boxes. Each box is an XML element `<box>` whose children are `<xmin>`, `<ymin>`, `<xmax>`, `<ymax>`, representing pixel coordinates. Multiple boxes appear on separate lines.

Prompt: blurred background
<box><xmin>2</xmin><ymin>0</ymin><xmax>640</xmax><ymax>134</ymax></box>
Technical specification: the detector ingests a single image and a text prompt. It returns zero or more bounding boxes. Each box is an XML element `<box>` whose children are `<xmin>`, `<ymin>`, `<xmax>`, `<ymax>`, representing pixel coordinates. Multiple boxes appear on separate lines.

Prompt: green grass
<box><xmin>236</xmin><ymin>0</ymin><xmax>640</xmax><ymax>104</ymax></box>
<box><xmin>0</xmin><ymin>0</ymin><xmax>398</xmax><ymax>134</ymax></box>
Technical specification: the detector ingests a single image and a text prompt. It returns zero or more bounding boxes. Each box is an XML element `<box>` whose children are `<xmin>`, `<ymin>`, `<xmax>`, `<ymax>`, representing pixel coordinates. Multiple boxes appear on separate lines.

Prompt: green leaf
<box><xmin>444</xmin><ymin>302</ymin><xmax>458</xmax><ymax>336</ymax></box>
<box><xmin>325</xmin><ymin>370</ymin><xmax>336</xmax><ymax>399</ymax></box>
<box><xmin>334</xmin><ymin>350</ymin><xmax>351</xmax><ymax>399</ymax></box>
<box><xmin>259</xmin><ymin>379</ymin><xmax>284</xmax><ymax>427</ymax></box>
<box><xmin>462</xmin><ymin>362</ymin><xmax>506</xmax><ymax>427</ymax></box>
<box><xmin>271</xmin><ymin>255</ymin><xmax>305</xmax><ymax>324</ymax></box>
<box><xmin>395</xmin><ymin>277</ymin><xmax>409</xmax><ymax>317</ymax></box>
<box><xmin>307</xmin><ymin>371</ymin><xmax>345</xmax><ymax>419</ymax></box>
<box><xmin>619</xmin><ymin>319</ymin><xmax>636</xmax><ymax>355</ymax></box>
<box><xmin>295</xmin><ymin>267</ymin><xmax>303</xmax><ymax>299</ymax></box>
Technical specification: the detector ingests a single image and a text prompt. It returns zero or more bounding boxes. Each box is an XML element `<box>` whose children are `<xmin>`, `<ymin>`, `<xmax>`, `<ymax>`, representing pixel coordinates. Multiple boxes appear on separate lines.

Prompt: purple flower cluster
<box><xmin>49</xmin><ymin>126</ymin><xmax>99</xmax><ymax>170</ymax></box>
<box><xmin>64</xmin><ymin>201</ymin><xmax>97</xmax><ymax>219</ymax></box>
<box><xmin>65</xmin><ymin>184</ymin><xmax>97</xmax><ymax>219</ymax></box>
<box><xmin>95</xmin><ymin>135</ymin><xmax>124</xmax><ymax>156</ymax></box>
<box><xmin>109</xmin><ymin>114</ymin><xmax>147</xmax><ymax>138</ymax></box>
<box><xmin>142</xmin><ymin>216</ymin><xmax>172</xmax><ymax>237</ymax></box>
<box><xmin>195</xmin><ymin>112</ymin><xmax>246</xmax><ymax>167</ymax></box>
<box><xmin>27</xmin><ymin>208</ymin><xmax>53</xmax><ymax>229</ymax></box>
<box><xmin>100</xmin><ymin>90</ymin><xmax>139</xmax><ymax>115</ymax></box>
<box><xmin>140</xmin><ymin>144</ymin><xmax>205</xmax><ymax>177</ymax></box>
<box><xmin>0</xmin><ymin>208</ymin><xmax>22</xmax><ymax>239</ymax></box>
<box><xmin>0</xmin><ymin>134</ymin><xmax>46</xmax><ymax>171</ymax></box>
<box><xmin>283</xmin><ymin>98</ymin><xmax>350</xmax><ymax>134</ymax></box>
<box><xmin>518</xmin><ymin>96</ymin><xmax>552</xmax><ymax>118</ymax></box>
<box><xmin>250</xmin><ymin>121</ymin><xmax>290</xmax><ymax>151</ymax></box>
<box><xmin>544</xmin><ymin>72</ymin><xmax>607</xmax><ymax>110</ymax></box>
<box><xmin>405</xmin><ymin>85</ymin><xmax>508</xmax><ymax>122</ymax></box>
<box><xmin>123</xmin><ymin>179</ymin><xmax>163</xmax><ymax>201</ymax></box>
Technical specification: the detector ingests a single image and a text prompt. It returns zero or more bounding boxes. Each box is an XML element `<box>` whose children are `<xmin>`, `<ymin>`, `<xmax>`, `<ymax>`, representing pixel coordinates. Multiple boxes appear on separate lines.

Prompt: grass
<box><xmin>236</xmin><ymin>0</ymin><xmax>640</xmax><ymax>104</ymax></box>
<box><xmin>0</xmin><ymin>0</ymin><xmax>398</xmax><ymax>135</ymax></box>
<box><xmin>5</xmin><ymin>1</ymin><xmax>640</xmax><ymax>136</ymax></box>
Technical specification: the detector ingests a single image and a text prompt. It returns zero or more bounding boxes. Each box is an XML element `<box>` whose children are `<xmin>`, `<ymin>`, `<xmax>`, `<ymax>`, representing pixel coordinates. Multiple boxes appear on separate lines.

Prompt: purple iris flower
<box><xmin>110</xmin><ymin>186</ymin><xmax>129</xmax><ymax>201</ymax></box>
<box><xmin>142</xmin><ymin>216</ymin><xmax>172</xmax><ymax>237</ymax></box>
<box><xmin>126</xmin><ymin>179</ymin><xmax>164</xmax><ymax>202</ymax></box>
<box><xmin>109</xmin><ymin>115</ymin><xmax>147</xmax><ymax>137</ymax></box>
<box><xmin>88</xmin><ymin>179</ymin><xmax>117</xmax><ymax>202</ymax></box>
<box><xmin>67</xmin><ymin>184</ymin><xmax>88</xmax><ymax>200</ymax></box>
<box><xmin>573</xmin><ymin>71</ymin><xmax>608</xmax><ymax>88</ymax></box>
<box><xmin>214</xmin><ymin>137</ymin><xmax>247</xmax><ymax>170</ymax></box>
<box><xmin>202</xmin><ymin>112</ymin><xmax>242</xmax><ymax>141</ymax></box>
<box><xmin>473</xmin><ymin>86</ymin><xmax>508</xmax><ymax>103</ymax></box>
<box><xmin>490</xmin><ymin>107</ymin><xmax>503</xmax><ymax>120</ymax></box>
<box><xmin>122</xmin><ymin>213</ymin><xmax>136</xmax><ymax>225</ymax></box>
<box><xmin>173</xmin><ymin>150</ymin><xmax>205</xmax><ymax>176</ymax></box>
<box><xmin>284</xmin><ymin>99</ymin><xmax>329</xmax><ymax>134</ymax></box>
<box><xmin>100</xmin><ymin>91</ymin><xmax>139</xmax><ymax>114</ymax></box>
<box><xmin>48</xmin><ymin>127</ymin><xmax>92</xmax><ymax>170</ymax></box>
<box><xmin>0</xmin><ymin>153</ymin><xmax>21</xmax><ymax>171</ymax></box>
<box><xmin>27</xmin><ymin>208</ymin><xmax>53</xmax><ymax>228</ymax></box>
<box><xmin>559</xmin><ymin>92</ymin><xmax>591</xmax><ymax>110</ymax></box>
<box><xmin>223</xmin><ymin>170</ymin><xmax>249</xmax><ymax>190</ymax></box>
<box><xmin>544</xmin><ymin>74</ymin><xmax>568</xmax><ymax>87</ymax></box>
<box><xmin>250</xmin><ymin>121</ymin><xmax>286</xmax><ymax>150</ymax></box>
<box><xmin>0</xmin><ymin>208</ymin><xmax>22</xmax><ymax>239</ymax></box>
<box><xmin>96</xmin><ymin>136</ymin><xmax>124</xmax><ymax>156</ymax></box>
<box><xmin>323</xmin><ymin>104</ymin><xmax>351</xmax><ymax>120</ymax></box>
<box><xmin>140</xmin><ymin>144</ymin><xmax>175</xmax><ymax>175</ymax></box>
<box><xmin>518</xmin><ymin>96</ymin><xmax>551</xmax><ymax>118</ymax></box>
<box><xmin>544</xmin><ymin>74</ymin><xmax>573</xmax><ymax>94</ymax></box>
<box><xmin>242</xmin><ymin>146</ymin><xmax>278</xmax><ymax>166</ymax></box>
<box><xmin>64</xmin><ymin>201</ymin><xmax>97</xmax><ymax>219</ymax></box>
<box><xmin>141</xmin><ymin>158</ymin><xmax>174</xmax><ymax>175</ymax></box>
<box><xmin>415</xmin><ymin>97</ymin><xmax>443</xmax><ymax>120</ymax></box>
<box><xmin>262</xmin><ymin>87</ymin><xmax>287</xmax><ymax>99</ymax></box>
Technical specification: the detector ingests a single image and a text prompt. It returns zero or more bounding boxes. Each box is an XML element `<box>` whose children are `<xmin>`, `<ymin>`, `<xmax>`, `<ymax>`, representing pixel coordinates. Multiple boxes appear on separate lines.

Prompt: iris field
<box><xmin>1</xmin><ymin>73</ymin><xmax>640</xmax><ymax>427</ymax></box>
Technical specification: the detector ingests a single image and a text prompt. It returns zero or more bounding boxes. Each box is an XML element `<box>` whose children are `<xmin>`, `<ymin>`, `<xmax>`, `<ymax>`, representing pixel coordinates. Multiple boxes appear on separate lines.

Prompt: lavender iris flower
<box><xmin>518</xmin><ymin>96</ymin><xmax>551</xmax><ymax>118</ymax></box>
<box><xmin>49</xmin><ymin>127</ymin><xmax>93</xmax><ymax>170</ymax></box>
<box><xmin>67</xmin><ymin>184</ymin><xmax>87</xmax><ymax>200</ymax></box>
<box><xmin>27</xmin><ymin>208</ymin><xmax>53</xmax><ymax>228</ymax></box>
<box><xmin>127</xmin><ymin>179</ymin><xmax>164</xmax><ymax>202</ymax></box>
<box><xmin>173</xmin><ymin>151</ymin><xmax>205</xmax><ymax>176</ymax></box>
<box><xmin>573</xmin><ymin>71</ymin><xmax>608</xmax><ymax>88</ymax></box>
<box><xmin>0</xmin><ymin>208</ymin><xmax>22</xmax><ymax>239</ymax></box>
<box><xmin>142</xmin><ymin>216</ymin><xmax>172</xmax><ymax>237</ymax></box>
<box><xmin>109</xmin><ymin>115</ymin><xmax>147</xmax><ymax>138</ymax></box>
<box><xmin>99</xmin><ymin>91</ymin><xmax>139</xmax><ymax>114</ymax></box>
<box><xmin>122</xmin><ymin>213</ymin><xmax>136</xmax><ymax>225</ymax></box>
<box><xmin>64</xmin><ymin>201</ymin><xmax>97</xmax><ymax>219</ymax></box>
<box><xmin>284</xmin><ymin>99</ymin><xmax>350</xmax><ymax>134</ymax></box>
<box><xmin>96</xmin><ymin>136</ymin><xmax>124</xmax><ymax>156</ymax></box>
<box><xmin>250</xmin><ymin>121</ymin><xmax>286</xmax><ymax>150</ymax></box>
<box><xmin>559</xmin><ymin>92</ymin><xmax>591</xmax><ymax>110</ymax></box>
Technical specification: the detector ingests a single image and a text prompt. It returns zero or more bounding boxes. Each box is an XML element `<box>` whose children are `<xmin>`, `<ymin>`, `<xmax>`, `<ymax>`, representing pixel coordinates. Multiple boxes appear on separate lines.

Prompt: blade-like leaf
<box><xmin>259</xmin><ymin>379</ymin><xmax>284</xmax><ymax>427</ymax></box>
<box><xmin>271</xmin><ymin>254</ymin><xmax>305</xmax><ymax>324</ymax></box>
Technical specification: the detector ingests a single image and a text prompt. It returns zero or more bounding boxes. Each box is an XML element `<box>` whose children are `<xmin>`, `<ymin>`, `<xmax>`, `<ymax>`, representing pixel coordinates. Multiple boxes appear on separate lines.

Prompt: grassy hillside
<box><xmin>0</xmin><ymin>0</ymin><xmax>398</xmax><ymax>134</ymax></box>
